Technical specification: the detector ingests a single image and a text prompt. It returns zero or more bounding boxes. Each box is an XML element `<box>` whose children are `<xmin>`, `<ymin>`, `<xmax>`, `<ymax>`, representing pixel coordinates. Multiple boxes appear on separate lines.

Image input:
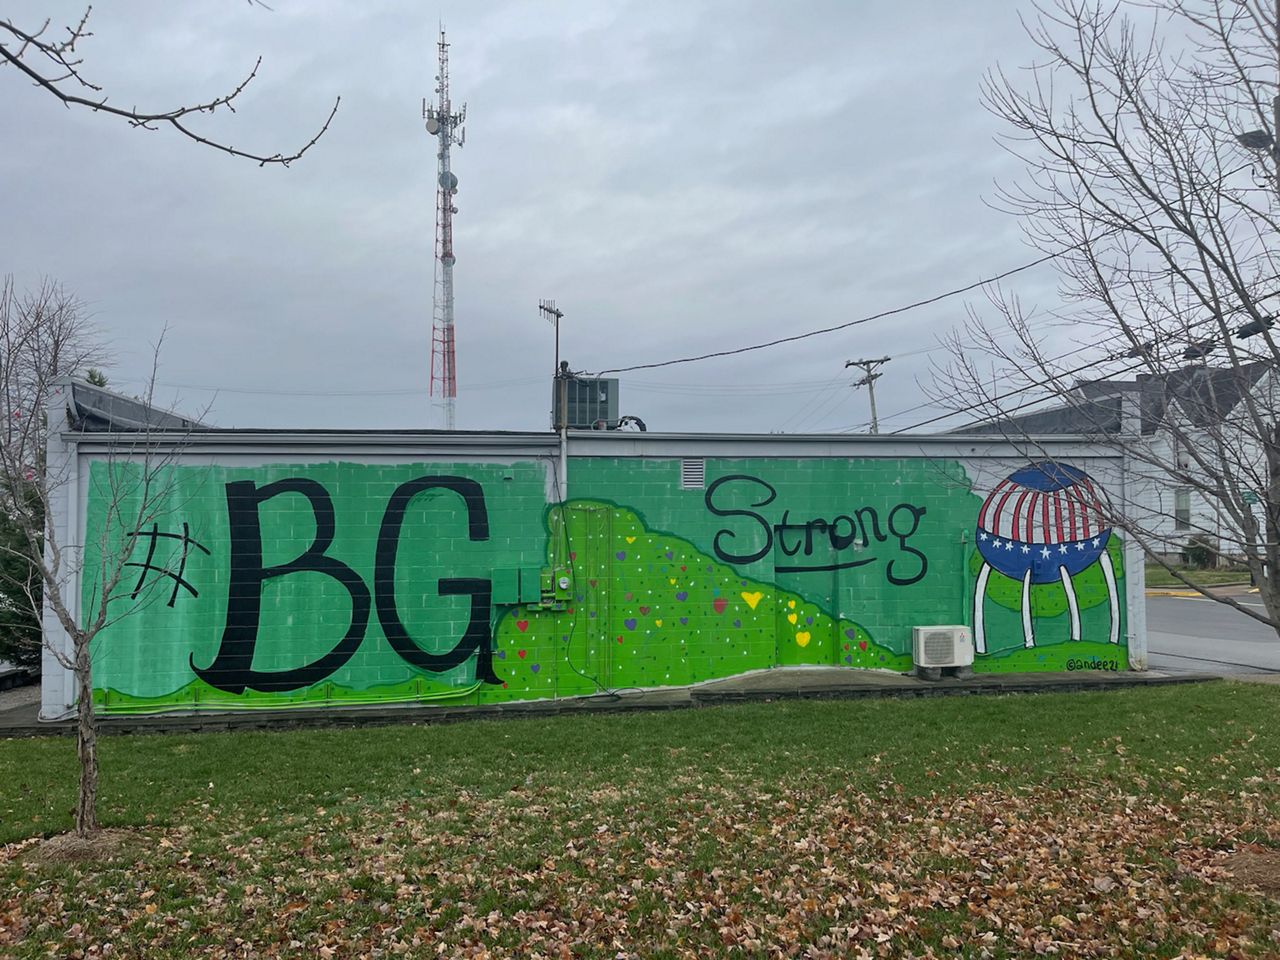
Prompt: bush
<box><xmin>1182</xmin><ymin>534</ymin><xmax>1217</xmax><ymax>569</ymax></box>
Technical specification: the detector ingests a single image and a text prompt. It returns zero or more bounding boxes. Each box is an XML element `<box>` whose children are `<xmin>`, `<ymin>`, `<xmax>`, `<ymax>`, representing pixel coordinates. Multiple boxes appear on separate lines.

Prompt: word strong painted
<box><xmin>192</xmin><ymin>475</ymin><xmax>497</xmax><ymax>693</ymax></box>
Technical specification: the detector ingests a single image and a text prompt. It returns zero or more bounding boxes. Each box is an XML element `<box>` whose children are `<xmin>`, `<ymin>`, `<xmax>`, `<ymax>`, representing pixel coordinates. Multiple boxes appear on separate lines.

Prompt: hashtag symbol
<box><xmin>126</xmin><ymin>522</ymin><xmax>211</xmax><ymax>607</ymax></box>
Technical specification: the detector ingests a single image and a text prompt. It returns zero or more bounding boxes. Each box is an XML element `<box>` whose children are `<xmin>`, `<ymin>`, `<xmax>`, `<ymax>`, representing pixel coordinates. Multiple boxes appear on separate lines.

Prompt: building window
<box><xmin>1174</xmin><ymin>488</ymin><xmax>1191</xmax><ymax>531</ymax></box>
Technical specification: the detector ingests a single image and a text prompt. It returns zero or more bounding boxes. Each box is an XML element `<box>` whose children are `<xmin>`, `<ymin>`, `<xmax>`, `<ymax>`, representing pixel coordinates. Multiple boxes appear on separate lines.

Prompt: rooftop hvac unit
<box><xmin>912</xmin><ymin>625</ymin><xmax>974</xmax><ymax>669</ymax></box>
<box><xmin>552</xmin><ymin>377</ymin><xmax>619</xmax><ymax>430</ymax></box>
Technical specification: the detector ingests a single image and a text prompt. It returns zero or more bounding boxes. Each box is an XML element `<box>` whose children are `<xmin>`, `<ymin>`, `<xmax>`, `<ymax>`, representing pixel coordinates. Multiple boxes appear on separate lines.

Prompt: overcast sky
<box><xmin>2</xmin><ymin>1</ymin><xmax>1069</xmax><ymax>433</ymax></box>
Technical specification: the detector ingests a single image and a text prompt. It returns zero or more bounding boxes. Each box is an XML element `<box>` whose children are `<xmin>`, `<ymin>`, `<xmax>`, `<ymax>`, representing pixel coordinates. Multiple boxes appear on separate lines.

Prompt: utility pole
<box><xmin>845</xmin><ymin>356</ymin><xmax>891</xmax><ymax>434</ymax></box>
<box><xmin>540</xmin><ymin>299</ymin><xmax>568</xmax><ymax>501</ymax></box>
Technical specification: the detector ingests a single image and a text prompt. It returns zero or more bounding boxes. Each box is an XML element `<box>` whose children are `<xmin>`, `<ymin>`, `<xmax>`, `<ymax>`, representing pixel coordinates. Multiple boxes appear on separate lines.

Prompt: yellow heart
<box><xmin>787</xmin><ymin>599</ymin><xmax>796</xmax><ymax>609</ymax></box>
<box><xmin>796</xmin><ymin>631</ymin><xmax>811</xmax><ymax>647</ymax></box>
<box><xmin>787</xmin><ymin>613</ymin><xmax>798</xmax><ymax>625</ymax></box>
<box><xmin>625</xmin><ymin>536</ymin><xmax>637</xmax><ymax>544</ymax></box>
<box><xmin>655</xmin><ymin>619</ymin><xmax>663</xmax><ymax>627</ymax></box>
<box><xmin>669</xmin><ymin>578</ymin><xmax>677</xmax><ymax>585</ymax></box>
<box><xmin>741</xmin><ymin>591</ymin><xmax>763</xmax><ymax>610</ymax></box>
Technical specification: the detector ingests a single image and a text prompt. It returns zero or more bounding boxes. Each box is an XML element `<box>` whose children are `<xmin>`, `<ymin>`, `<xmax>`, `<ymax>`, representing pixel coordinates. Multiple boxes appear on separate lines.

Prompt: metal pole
<box><xmin>845</xmin><ymin>356</ymin><xmax>891</xmax><ymax>435</ymax></box>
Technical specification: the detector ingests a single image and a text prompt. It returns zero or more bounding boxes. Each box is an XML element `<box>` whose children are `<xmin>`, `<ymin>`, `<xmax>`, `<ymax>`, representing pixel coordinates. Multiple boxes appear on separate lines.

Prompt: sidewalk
<box><xmin>0</xmin><ymin>667</ymin><xmax>1215</xmax><ymax>739</ymax></box>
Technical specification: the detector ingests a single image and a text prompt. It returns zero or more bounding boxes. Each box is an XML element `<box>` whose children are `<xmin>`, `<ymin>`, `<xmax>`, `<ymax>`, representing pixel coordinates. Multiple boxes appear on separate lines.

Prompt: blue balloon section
<box><xmin>977</xmin><ymin>530</ymin><xmax>1110</xmax><ymax>583</ymax></box>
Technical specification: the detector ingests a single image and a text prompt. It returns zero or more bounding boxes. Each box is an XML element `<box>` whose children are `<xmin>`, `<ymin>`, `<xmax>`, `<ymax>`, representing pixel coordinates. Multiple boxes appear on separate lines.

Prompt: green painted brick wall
<box><xmin>80</xmin><ymin>453</ymin><xmax>1127</xmax><ymax>714</ymax></box>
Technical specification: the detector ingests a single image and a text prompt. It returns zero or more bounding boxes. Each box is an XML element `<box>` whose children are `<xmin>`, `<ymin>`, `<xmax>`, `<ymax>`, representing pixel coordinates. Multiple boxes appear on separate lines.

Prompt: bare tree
<box><xmin>930</xmin><ymin>0</ymin><xmax>1280</xmax><ymax>632</ymax></box>
<box><xmin>0</xmin><ymin>276</ymin><xmax>197</xmax><ymax>837</ymax></box>
<box><xmin>1</xmin><ymin>5</ymin><xmax>339</xmax><ymax>165</ymax></box>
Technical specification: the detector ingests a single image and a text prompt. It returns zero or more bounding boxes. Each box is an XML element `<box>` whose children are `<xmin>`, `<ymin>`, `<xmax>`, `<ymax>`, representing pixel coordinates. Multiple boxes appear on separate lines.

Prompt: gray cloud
<box><xmin>2</xmin><ymin>0</ymin><xmax>1068</xmax><ymax>433</ymax></box>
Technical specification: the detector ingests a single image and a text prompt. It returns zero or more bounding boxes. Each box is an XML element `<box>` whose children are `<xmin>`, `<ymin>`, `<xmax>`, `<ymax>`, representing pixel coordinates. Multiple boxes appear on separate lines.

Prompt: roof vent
<box><xmin>680</xmin><ymin>458</ymin><xmax>705</xmax><ymax>489</ymax></box>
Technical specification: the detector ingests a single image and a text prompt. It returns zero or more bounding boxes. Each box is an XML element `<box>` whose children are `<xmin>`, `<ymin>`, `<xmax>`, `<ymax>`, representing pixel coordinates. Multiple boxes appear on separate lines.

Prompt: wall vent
<box><xmin>680</xmin><ymin>458</ymin><xmax>706</xmax><ymax>489</ymax></box>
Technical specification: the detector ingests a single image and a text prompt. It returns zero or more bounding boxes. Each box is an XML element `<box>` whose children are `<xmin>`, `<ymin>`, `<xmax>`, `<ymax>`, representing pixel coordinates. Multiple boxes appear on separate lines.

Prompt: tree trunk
<box><xmin>73</xmin><ymin>632</ymin><xmax>98</xmax><ymax>836</ymax></box>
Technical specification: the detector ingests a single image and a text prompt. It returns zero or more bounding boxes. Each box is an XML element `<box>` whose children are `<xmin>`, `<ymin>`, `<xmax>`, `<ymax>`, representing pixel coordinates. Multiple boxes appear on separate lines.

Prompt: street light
<box><xmin>1236</xmin><ymin>129</ymin><xmax>1275</xmax><ymax>151</ymax></box>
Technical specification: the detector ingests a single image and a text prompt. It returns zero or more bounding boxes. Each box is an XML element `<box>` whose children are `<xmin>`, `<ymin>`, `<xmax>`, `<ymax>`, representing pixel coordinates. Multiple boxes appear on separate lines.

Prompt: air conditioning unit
<box><xmin>912</xmin><ymin>625</ymin><xmax>974</xmax><ymax>669</ymax></box>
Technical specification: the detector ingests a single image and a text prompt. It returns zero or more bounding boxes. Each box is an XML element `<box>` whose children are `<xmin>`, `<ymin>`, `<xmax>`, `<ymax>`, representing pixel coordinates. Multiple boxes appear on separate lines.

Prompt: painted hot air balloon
<box><xmin>973</xmin><ymin>462</ymin><xmax>1119</xmax><ymax>653</ymax></box>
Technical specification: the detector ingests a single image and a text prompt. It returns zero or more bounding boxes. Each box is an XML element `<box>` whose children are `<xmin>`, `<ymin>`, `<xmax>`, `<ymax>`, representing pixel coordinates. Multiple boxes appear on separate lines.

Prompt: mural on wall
<box><xmin>973</xmin><ymin>463</ymin><xmax>1120</xmax><ymax>654</ymax></box>
<box><xmin>77</xmin><ymin>455</ymin><xmax>1128</xmax><ymax>714</ymax></box>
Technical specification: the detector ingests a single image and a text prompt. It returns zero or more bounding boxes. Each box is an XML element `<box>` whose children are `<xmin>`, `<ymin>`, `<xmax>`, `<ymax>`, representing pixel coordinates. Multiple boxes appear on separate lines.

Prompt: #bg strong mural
<box><xmin>81</xmin><ymin>456</ymin><xmax>1128</xmax><ymax>714</ymax></box>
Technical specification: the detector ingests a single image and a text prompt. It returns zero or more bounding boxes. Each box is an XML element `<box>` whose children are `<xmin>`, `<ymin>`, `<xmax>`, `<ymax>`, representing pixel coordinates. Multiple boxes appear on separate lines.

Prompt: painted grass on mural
<box><xmin>2</xmin><ymin>682</ymin><xmax>1278</xmax><ymax>957</ymax></box>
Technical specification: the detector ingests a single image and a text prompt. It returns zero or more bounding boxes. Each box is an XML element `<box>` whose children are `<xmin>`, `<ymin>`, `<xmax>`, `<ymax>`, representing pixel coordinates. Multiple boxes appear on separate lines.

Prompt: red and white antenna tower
<box><xmin>424</xmin><ymin>28</ymin><xmax>465</xmax><ymax>429</ymax></box>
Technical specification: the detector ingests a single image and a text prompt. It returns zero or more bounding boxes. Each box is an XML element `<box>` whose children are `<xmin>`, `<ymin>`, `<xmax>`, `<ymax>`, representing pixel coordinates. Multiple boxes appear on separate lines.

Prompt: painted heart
<box><xmin>680</xmin><ymin>565</ymin><xmax>686</xmax><ymax>572</ymax></box>
<box><xmin>733</xmin><ymin>619</ymin><xmax>742</xmax><ymax>628</ymax></box>
<box><xmin>668</xmin><ymin>577</ymin><xmax>677</xmax><ymax>585</ymax></box>
<box><xmin>787</xmin><ymin>599</ymin><xmax>796</xmax><ymax>610</ymax></box>
<box><xmin>625</xmin><ymin>592</ymin><xmax>634</xmax><ymax>602</ymax></box>
<box><xmin>589</xmin><ymin>611</ymin><xmax>597</xmax><ymax>618</ymax></box>
<box><xmin>843</xmin><ymin>644</ymin><xmax>849</xmax><ymax>652</ymax></box>
<box><xmin>589</xmin><ymin>579</ymin><xmax>598</xmax><ymax>588</ymax></box>
<box><xmin>713</xmin><ymin>597</ymin><xmax>728</xmax><ymax>614</ymax></box>
<box><xmin>665</xmin><ymin>551</ymin><xmax>674</xmax><ymax>559</ymax></box>
<box><xmin>741</xmin><ymin>591</ymin><xmax>763</xmax><ymax>610</ymax></box>
<box><xmin>617</xmin><ymin>635</ymin><xmax>624</xmax><ymax>644</ymax></box>
<box><xmin>616</xmin><ymin>551</ymin><xmax>627</xmax><ymax>561</ymax></box>
<box><xmin>655</xmin><ymin>618</ymin><xmax>663</xmax><ymax>627</ymax></box>
<box><xmin>517</xmin><ymin>649</ymin><xmax>527</xmax><ymax>659</ymax></box>
<box><xmin>675</xmin><ymin>591</ymin><xmax>688</xmax><ymax>602</ymax></box>
<box><xmin>516</xmin><ymin>620</ymin><xmax>529</xmax><ymax>632</ymax></box>
<box><xmin>625</xmin><ymin>536</ymin><xmax>637</xmax><ymax>544</ymax></box>
<box><xmin>795</xmin><ymin>631</ymin><xmax>811</xmax><ymax>647</ymax></box>
<box><xmin>805</xmin><ymin>616</ymin><xmax>813</xmax><ymax>625</ymax></box>
<box><xmin>497</xmin><ymin>649</ymin><xmax>507</xmax><ymax>659</ymax></box>
<box><xmin>859</xmin><ymin>641</ymin><xmax>868</xmax><ymax>651</ymax></box>
<box><xmin>844</xmin><ymin>655</ymin><xmax>852</xmax><ymax>665</ymax></box>
<box><xmin>845</xmin><ymin>628</ymin><xmax>857</xmax><ymax>640</ymax></box>
<box><xmin>787</xmin><ymin>613</ymin><xmax>798</xmax><ymax>625</ymax></box>
<box><xmin>679</xmin><ymin>616</ymin><xmax>688</xmax><ymax>625</ymax></box>
<box><xmin>639</xmin><ymin>606</ymin><xmax>650</xmax><ymax>615</ymax></box>
<box><xmin>530</xmin><ymin>663</ymin><xmax>541</xmax><ymax>673</ymax></box>
<box><xmin>569</xmin><ymin>552</ymin><xmax>576</xmax><ymax>561</ymax></box>
<box><xmin>624</xmin><ymin>618</ymin><xmax>637</xmax><ymax>631</ymax></box>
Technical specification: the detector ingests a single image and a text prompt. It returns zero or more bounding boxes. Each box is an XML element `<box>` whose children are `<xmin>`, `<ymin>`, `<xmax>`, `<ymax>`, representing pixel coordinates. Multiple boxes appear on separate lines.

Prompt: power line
<box><xmin>584</xmin><ymin>244</ymin><xmax>1082</xmax><ymax>377</ymax></box>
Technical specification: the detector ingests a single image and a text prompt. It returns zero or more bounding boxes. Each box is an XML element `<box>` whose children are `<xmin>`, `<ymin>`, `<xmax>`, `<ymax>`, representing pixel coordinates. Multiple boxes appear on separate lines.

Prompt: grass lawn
<box><xmin>3</xmin><ymin>682</ymin><xmax>1280</xmax><ymax>958</ymax></box>
<box><xmin>1145</xmin><ymin>564</ymin><xmax>1252</xmax><ymax>587</ymax></box>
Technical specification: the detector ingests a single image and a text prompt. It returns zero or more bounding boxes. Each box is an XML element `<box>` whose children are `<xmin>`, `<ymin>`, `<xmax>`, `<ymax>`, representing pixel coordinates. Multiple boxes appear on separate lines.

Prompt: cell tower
<box><xmin>424</xmin><ymin>28</ymin><xmax>465</xmax><ymax>429</ymax></box>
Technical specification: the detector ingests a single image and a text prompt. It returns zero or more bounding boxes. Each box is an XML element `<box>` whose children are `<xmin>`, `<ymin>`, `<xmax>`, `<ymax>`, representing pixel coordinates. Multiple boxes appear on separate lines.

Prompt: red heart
<box><xmin>516</xmin><ymin>620</ymin><xmax>529</xmax><ymax>633</ymax></box>
<box><xmin>569</xmin><ymin>552</ymin><xmax>576</xmax><ymax>560</ymax></box>
<box><xmin>502</xmin><ymin>682</ymin><xmax>508</xmax><ymax>689</ymax></box>
<box><xmin>625</xmin><ymin>592</ymin><xmax>634</xmax><ymax>602</ymax></box>
<box><xmin>680</xmin><ymin>565</ymin><xmax>686</xmax><ymax>572</ymax></box>
<box><xmin>843</xmin><ymin>643</ymin><xmax>850</xmax><ymax>651</ymax></box>
<box><xmin>616</xmin><ymin>636</ymin><xmax>624</xmax><ymax>644</ymax></box>
<box><xmin>858</xmin><ymin>641</ymin><xmax>867</xmax><ymax>651</ymax></box>
<box><xmin>639</xmin><ymin>606</ymin><xmax>650</xmax><ymax>615</ymax></box>
<box><xmin>713</xmin><ymin>597</ymin><xmax>727</xmax><ymax>614</ymax></box>
<box><xmin>517</xmin><ymin>649</ymin><xmax>527</xmax><ymax>659</ymax></box>
<box><xmin>589</xmin><ymin>579</ymin><xmax>598</xmax><ymax>588</ymax></box>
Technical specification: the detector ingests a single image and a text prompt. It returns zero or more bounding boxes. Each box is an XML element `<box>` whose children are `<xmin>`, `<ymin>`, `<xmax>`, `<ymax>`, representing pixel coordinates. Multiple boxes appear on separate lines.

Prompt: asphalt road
<box><xmin>1147</xmin><ymin>593</ymin><xmax>1280</xmax><ymax>676</ymax></box>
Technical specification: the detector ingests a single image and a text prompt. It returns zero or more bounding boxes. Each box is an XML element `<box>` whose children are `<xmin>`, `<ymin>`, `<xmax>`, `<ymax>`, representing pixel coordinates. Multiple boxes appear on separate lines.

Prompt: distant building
<box><xmin>955</xmin><ymin>362</ymin><xmax>1275</xmax><ymax>563</ymax></box>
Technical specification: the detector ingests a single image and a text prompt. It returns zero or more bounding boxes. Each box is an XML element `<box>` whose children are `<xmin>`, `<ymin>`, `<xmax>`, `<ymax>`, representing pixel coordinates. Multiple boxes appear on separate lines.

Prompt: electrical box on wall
<box><xmin>493</xmin><ymin>567</ymin><xmax>570</xmax><ymax>610</ymax></box>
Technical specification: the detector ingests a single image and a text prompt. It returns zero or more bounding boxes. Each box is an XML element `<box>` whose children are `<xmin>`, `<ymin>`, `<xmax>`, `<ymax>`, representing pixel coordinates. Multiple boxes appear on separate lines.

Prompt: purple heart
<box><xmin>665</xmin><ymin>551</ymin><xmax>673</xmax><ymax>559</ymax></box>
<box><xmin>733</xmin><ymin>619</ymin><xmax>741</xmax><ymax>628</ymax></box>
<box><xmin>531</xmin><ymin>663</ymin><xmax>540</xmax><ymax>673</ymax></box>
<box><xmin>679</xmin><ymin>616</ymin><xmax>688</xmax><ymax>625</ymax></box>
<box><xmin>497</xmin><ymin>650</ymin><xmax>506</xmax><ymax>659</ymax></box>
<box><xmin>675</xmin><ymin>591</ymin><xmax>688</xmax><ymax>602</ymax></box>
<box><xmin>805</xmin><ymin>616</ymin><xmax>813</xmax><ymax>625</ymax></box>
<box><xmin>624</xmin><ymin>618</ymin><xmax>637</xmax><ymax>631</ymax></box>
<box><xmin>844</xmin><ymin>655</ymin><xmax>852</xmax><ymax>665</ymax></box>
<box><xmin>589</xmin><ymin>610</ymin><xmax>597</xmax><ymax>618</ymax></box>
<box><xmin>616</xmin><ymin>551</ymin><xmax>626</xmax><ymax>561</ymax></box>
<box><xmin>844</xmin><ymin>628</ymin><xmax>857</xmax><ymax>640</ymax></box>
